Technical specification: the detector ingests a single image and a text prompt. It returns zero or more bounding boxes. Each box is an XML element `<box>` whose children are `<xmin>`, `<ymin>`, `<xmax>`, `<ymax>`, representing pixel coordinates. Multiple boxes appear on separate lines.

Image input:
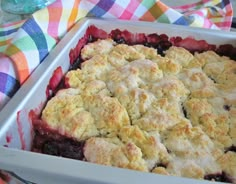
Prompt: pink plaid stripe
<box><xmin>0</xmin><ymin>20</ymin><xmax>25</xmax><ymax>29</ymax></box>
<box><xmin>172</xmin><ymin>1</ymin><xmax>203</xmax><ymax>12</ymax></box>
<box><xmin>0</xmin><ymin>54</ymin><xmax>17</xmax><ymax>80</ymax></box>
<box><xmin>0</xmin><ymin>54</ymin><xmax>11</xmax><ymax>73</ymax></box>
<box><xmin>47</xmin><ymin>0</ymin><xmax>63</xmax><ymax>39</ymax></box>
<box><xmin>101</xmin><ymin>2</ymin><xmax>125</xmax><ymax>18</ymax></box>
<box><xmin>119</xmin><ymin>0</ymin><xmax>140</xmax><ymax>19</ymax></box>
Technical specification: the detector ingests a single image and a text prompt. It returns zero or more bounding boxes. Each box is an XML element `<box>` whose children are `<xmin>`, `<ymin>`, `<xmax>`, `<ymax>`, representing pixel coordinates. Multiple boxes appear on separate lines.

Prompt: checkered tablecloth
<box><xmin>0</xmin><ymin>0</ymin><xmax>233</xmax><ymax>111</ymax></box>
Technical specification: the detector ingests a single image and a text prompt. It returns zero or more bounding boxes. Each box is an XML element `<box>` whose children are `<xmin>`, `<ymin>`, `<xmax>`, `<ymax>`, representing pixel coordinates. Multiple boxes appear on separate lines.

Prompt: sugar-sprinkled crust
<box><xmin>41</xmin><ymin>39</ymin><xmax>236</xmax><ymax>182</ymax></box>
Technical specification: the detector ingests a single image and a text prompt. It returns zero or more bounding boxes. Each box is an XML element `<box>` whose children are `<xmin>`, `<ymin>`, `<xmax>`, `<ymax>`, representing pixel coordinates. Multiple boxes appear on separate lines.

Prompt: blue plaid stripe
<box><xmin>173</xmin><ymin>15</ymin><xmax>194</xmax><ymax>25</ymax></box>
<box><xmin>88</xmin><ymin>0</ymin><xmax>116</xmax><ymax>17</ymax></box>
<box><xmin>0</xmin><ymin>72</ymin><xmax>20</xmax><ymax>98</ymax></box>
<box><xmin>22</xmin><ymin>18</ymin><xmax>49</xmax><ymax>63</ymax></box>
<box><xmin>216</xmin><ymin>0</ymin><xmax>229</xmax><ymax>8</ymax></box>
<box><xmin>0</xmin><ymin>28</ymin><xmax>19</xmax><ymax>37</ymax></box>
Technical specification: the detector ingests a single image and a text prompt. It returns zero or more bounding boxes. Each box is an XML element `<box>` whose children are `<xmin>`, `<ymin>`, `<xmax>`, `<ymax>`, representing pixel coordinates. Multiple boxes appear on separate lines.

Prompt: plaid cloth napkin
<box><xmin>0</xmin><ymin>0</ymin><xmax>233</xmax><ymax>111</ymax></box>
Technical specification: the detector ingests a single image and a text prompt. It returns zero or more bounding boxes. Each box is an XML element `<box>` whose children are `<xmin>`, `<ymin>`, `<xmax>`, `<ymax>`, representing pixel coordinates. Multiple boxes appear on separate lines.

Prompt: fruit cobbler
<box><xmin>32</xmin><ymin>30</ymin><xmax>236</xmax><ymax>183</ymax></box>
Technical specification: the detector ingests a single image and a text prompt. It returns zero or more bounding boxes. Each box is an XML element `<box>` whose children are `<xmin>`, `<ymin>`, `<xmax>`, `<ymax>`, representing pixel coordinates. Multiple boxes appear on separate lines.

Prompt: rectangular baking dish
<box><xmin>0</xmin><ymin>18</ymin><xmax>236</xmax><ymax>184</ymax></box>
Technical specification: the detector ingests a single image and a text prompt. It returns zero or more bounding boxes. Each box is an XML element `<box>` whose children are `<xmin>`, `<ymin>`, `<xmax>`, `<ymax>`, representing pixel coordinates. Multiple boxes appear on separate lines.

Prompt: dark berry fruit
<box><xmin>69</xmin><ymin>57</ymin><xmax>82</xmax><ymax>71</ymax></box>
<box><xmin>182</xmin><ymin>105</ymin><xmax>187</xmax><ymax>118</ymax></box>
<box><xmin>110</xmin><ymin>29</ymin><xmax>122</xmax><ymax>39</ymax></box>
<box><xmin>43</xmin><ymin>139</ymin><xmax>84</xmax><ymax>160</ymax></box>
<box><xmin>225</xmin><ymin>145</ymin><xmax>236</xmax><ymax>153</ymax></box>
<box><xmin>204</xmin><ymin>172</ymin><xmax>232</xmax><ymax>183</ymax></box>
<box><xmin>217</xmin><ymin>44</ymin><xmax>234</xmax><ymax>57</ymax></box>
<box><xmin>170</xmin><ymin>36</ymin><xmax>182</xmax><ymax>45</ymax></box>
<box><xmin>223</xmin><ymin>105</ymin><xmax>231</xmax><ymax>111</ymax></box>
<box><xmin>209</xmin><ymin>76</ymin><xmax>216</xmax><ymax>83</ymax></box>
<box><xmin>43</xmin><ymin>141</ymin><xmax>59</xmax><ymax>156</ymax></box>
<box><xmin>147</xmin><ymin>33</ymin><xmax>160</xmax><ymax>47</ymax></box>
<box><xmin>114</xmin><ymin>37</ymin><xmax>126</xmax><ymax>44</ymax></box>
<box><xmin>156</xmin><ymin>44</ymin><xmax>164</xmax><ymax>56</ymax></box>
<box><xmin>135</xmin><ymin>33</ymin><xmax>147</xmax><ymax>44</ymax></box>
<box><xmin>121</xmin><ymin>30</ymin><xmax>133</xmax><ymax>44</ymax></box>
<box><xmin>230</xmin><ymin>47</ymin><xmax>236</xmax><ymax>60</ymax></box>
<box><xmin>159</xmin><ymin>41</ymin><xmax>172</xmax><ymax>50</ymax></box>
<box><xmin>144</xmin><ymin>42</ymin><xmax>152</xmax><ymax>48</ymax></box>
<box><xmin>159</xmin><ymin>34</ymin><xmax>168</xmax><ymax>41</ymax></box>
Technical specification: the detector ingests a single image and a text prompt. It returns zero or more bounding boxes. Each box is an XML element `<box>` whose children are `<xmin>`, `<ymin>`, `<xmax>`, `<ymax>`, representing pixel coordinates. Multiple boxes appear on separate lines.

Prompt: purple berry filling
<box><xmin>204</xmin><ymin>172</ymin><xmax>232</xmax><ymax>183</ymax></box>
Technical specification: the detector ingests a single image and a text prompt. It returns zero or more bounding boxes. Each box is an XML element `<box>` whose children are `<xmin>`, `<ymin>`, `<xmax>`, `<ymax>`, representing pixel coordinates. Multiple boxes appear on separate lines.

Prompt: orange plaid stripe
<box><xmin>5</xmin><ymin>45</ymin><xmax>30</xmax><ymax>84</ymax></box>
<box><xmin>140</xmin><ymin>1</ymin><xmax>168</xmax><ymax>21</ymax></box>
<box><xmin>67</xmin><ymin>0</ymin><xmax>81</xmax><ymax>30</ymax></box>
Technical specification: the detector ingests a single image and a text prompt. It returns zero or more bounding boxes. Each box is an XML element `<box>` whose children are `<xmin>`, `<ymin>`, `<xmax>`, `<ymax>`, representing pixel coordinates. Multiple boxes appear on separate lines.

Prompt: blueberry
<box><xmin>167</xmin><ymin>148</ymin><xmax>172</xmax><ymax>153</ymax></box>
<box><xmin>155</xmin><ymin>163</ymin><xmax>167</xmax><ymax>168</ymax></box>
<box><xmin>114</xmin><ymin>37</ymin><xmax>126</xmax><ymax>44</ymax></box>
<box><xmin>43</xmin><ymin>141</ymin><xmax>59</xmax><ymax>156</ymax></box>
<box><xmin>60</xmin><ymin>140</ymin><xmax>84</xmax><ymax>160</ymax></box>
<box><xmin>69</xmin><ymin>57</ymin><xmax>82</xmax><ymax>71</ymax></box>
<box><xmin>156</xmin><ymin>41</ymin><xmax>172</xmax><ymax>56</ymax></box>
<box><xmin>144</xmin><ymin>42</ymin><xmax>152</xmax><ymax>48</ymax></box>
<box><xmin>223</xmin><ymin>105</ymin><xmax>231</xmax><ymax>111</ymax></box>
<box><xmin>159</xmin><ymin>41</ymin><xmax>172</xmax><ymax>50</ymax></box>
<box><xmin>42</xmin><ymin>139</ymin><xmax>85</xmax><ymax>160</ymax></box>
<box><xmin>204</xmin><ymin>172</ymin><xmax>232</xmax><ymax>183</ymax></box>
<box><xmin>156</xmin><ymin>44</ymin><xmax>164</xmax><ymax>56</ymax></box>
<box><xmin>209</xmin><ymin>76</ymin><xmax>216</xmax><ymax>83</ymax></box>
<box><xmin>217</xmin><ymin>44</ymin><xmax>234</xmax><ymax>57</ymax></box>
<box><xmin>225</xmin><ymin>145</ymin><xmax>236</xmax><ymax>153</ymax></box>
<box><xmin>181</xmin><ymin>105</ymin><xmax>187</xmax><ymax>118</ymax></box>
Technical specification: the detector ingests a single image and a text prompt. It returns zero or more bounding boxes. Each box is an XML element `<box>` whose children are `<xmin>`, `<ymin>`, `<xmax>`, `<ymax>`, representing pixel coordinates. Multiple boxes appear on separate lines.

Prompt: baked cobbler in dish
<box><xmin>33</xmin><ymin>38</ymin><xmax>236</xmax><ymax>183</ymax></box>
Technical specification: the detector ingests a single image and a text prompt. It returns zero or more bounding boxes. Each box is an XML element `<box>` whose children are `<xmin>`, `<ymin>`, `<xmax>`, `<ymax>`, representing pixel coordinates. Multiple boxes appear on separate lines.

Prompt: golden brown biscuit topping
<box><xmin>41</xmin><ymin>39</ymin><xmax>236</xmax><ymax>183</ymax></box>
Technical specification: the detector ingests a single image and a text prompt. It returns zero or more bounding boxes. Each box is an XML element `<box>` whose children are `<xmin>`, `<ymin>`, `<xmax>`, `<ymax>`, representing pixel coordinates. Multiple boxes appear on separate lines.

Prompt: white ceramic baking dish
<box><xmin>0</xmin><ymin>18</ymin><xmax>236</xmax><ymax>184</ymax></box>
